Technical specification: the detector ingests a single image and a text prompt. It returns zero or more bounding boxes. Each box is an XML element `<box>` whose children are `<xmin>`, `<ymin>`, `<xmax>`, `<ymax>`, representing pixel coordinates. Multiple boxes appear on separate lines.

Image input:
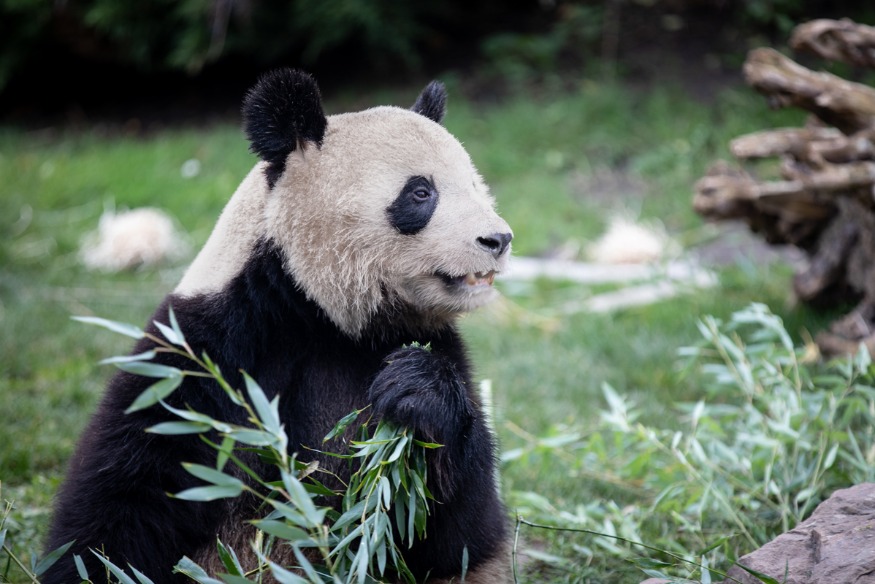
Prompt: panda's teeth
<box><xmin>463</xmin><ymin>271</ymin><xmax>496</xmax><ymax>286</ymax></box>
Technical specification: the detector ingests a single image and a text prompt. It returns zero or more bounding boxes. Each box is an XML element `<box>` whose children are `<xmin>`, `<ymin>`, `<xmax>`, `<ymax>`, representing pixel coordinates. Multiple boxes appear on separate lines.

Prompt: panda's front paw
<box><xmin>368</xmin><ymin>346</ymin><xmax>472</xmax><ymax>445</ymax></box>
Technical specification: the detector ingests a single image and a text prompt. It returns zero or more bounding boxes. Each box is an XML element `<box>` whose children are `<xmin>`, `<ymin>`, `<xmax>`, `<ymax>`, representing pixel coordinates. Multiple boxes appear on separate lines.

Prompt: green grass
<box><xmin>0</xmin><ymin>78</ymin><xmax>837</xmax><ymax>582</ymax></box>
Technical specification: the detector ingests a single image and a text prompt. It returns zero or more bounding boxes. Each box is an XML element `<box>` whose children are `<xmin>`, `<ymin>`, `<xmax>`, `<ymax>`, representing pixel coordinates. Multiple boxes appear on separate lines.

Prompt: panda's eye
<box><xmin>387</xmin><ymin>176</ymin><xmax>439</xmax><ymax>235</ymax></box>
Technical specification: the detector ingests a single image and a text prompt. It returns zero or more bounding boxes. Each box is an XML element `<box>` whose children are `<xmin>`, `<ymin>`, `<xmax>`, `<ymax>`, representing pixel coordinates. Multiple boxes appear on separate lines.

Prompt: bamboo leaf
<box><xmin>125</xmin><ymin>375</ymin><xmax>183</xmax><ymax>413</ymax></box>
<box><xmin>302</xmin><ymin>477</ymin><xmax>336</xmax><ymax>498</ymax></box>
<box><xmin>33</xmin><ymin>540</ymin><xmax>76</xmax><ymax>576</ymax></box>
<box><xmin>154</xmin><ymin>320</ymin><xmax>183</xmax><ymax>346</ymax></box>
<box><xmin>74</xmin><ymin>554</ymin><xmax>89</xmax><ymax>580</ymax></box>
<box><xmin>216</xmin><ymin>538</ymin><xmax>244</xmax><ymax>576</ymax></box>
<box><xmin>394</xmin><ymin>494</ymin><xmax>406</xmax><ymax>543</ymax></box>
<box><xmin>167</xmin><ymin>305</ymin><xmax>186</xmax><ymax>345</ymax></box>
<box><xmin>130</xmin><ymin>564</ymin><xmax>157</xmax><ymax>584</ymax></box>
<box><xmin>697</xmin><ymin>535</ymin><xmax>734</xmax><ymax>555</ymax></box>
<box><xmin>244</xmin><ymin>373</ymin><xmax>281</xmax><ymax>435</ymax></box>
<box><xmin>634</xmin><ymin>557</ymin><xmax>674</xmax><ymax>569</ymax></box>
<box><xmin>386</xmin><ymin>435</ymin><xmax>409</xmax><ymax>463</ymax></box>
<box><xmin>854</xmin><ymin>342</ymin><xmax>872</xmax><ymax>374</ymax></box>
<box><xmin>794</xmin><ymin>486</ymin><xmax>817</xmax><ymax>505</ymax></box>
<box><xmin>407</xmin><ymin>484</ymin><xmax>416</xmax><ymax>547</ymax></box>
<box><xmin>379</xmin><ymin>475</ymin><xmax>391</xmax><ymax>509</ymax></box>
<box><xmin>355</xmin><ymin>538</ymin><xmax>369</xmax><ymax>584</ymax></box>
<box><xmin>182</xmin><ymin>463</ymin><xmax>245</xmax><ymax>489</ymax></box>
<box><xmin>90</xmin><ymin>551</ymin><xmax>138</xmax><ymax>584</ymax></box>
<box><xmin>267</xmin><ymin>561</ymin><xmax>310</xmax><ymax>584</ymax></box>
<box><xmin>216</xmin><ymin>435</ymin><xmax>236</xmax><ymax>472</ymax></box>
<box><xmin>72</xmin><ymin>315</ymin><xmax>145</xmax><ymax>339</ymax></box>
<box><xmin>639</xmin><ymin>568</ymin><xmax>672</xmax><ymax>579</ymax></box>
<box><xmin>160</xmin><ymin>402</ymin><xmax>232</xmax><ymax>431</ymax></box>
<box><xmin>201</xmin><ymin>353</ymin><xmax>243</xmax><ymax>406</ymax></box>
<box><xmin>173</xmin><ymin>556</ymin><xmax>226</xmax><ymax>584</ymax></box>
<box><xmin>376</xmin><ymin>529</ymin><xmax>388</xmax><ymax>576</ymax></box>
<box><xmin>823</xmin><ymin>443</ymin><xmax>839</xmax><ymax>469</ymax></box>
<box><xmin>324</xmin><ymin>409</ymin><xmax>362</xmax><ymax>443</ymax></box>
<box><xmin>333</xmin><ymin>499</ymin><xmax>368</xmax><ymax>532</ymax></box>
<box><xmin>412</xmin><ymin>439</ymin><xmax>443</xmax><ymax>449</ymax></box>
<box><xmin>226</xmin><ymin>428</ymin><xmax>276</xmax><ymax>446</ymax></box>
<box><xmin>216</xmin><ymin>576</ymin><xmax>252</xmax><ymax>584</ymax></box>
<box><xmin>146</xmin><ymin>421</ymin><xmax>212</xmax><ymax>435</ymax></box>
<box><xmin>173</xmin><ymin>484</ymin><xmax>244</xmax><ymax>501</ymax></box>
<box><xmin>99</xmin><ymin>351</ymin><xmax>157</xmax><ymax>365</ymax></box>
<box><xmin>282</xmin><ymin>468</ymin><xmax>326</xmax><ymax>528</ymax></box>
<box><xmin>372</xmin><ymin>510</ymin><xmax>387</xmax><ymax>546</ymax></box>
<box><xmin>330</xmin><ymin>524</ymin><xmax>365</xmax><ymax>557</ymax></box>
<box><xmin>264</xmin><ymin>498</ymin><xmax>309</xmax><ymax>526</ymax></box>
<box><xmin>117</xmin><ymin>361</ymin><xmax>183</xmax><ymax>379</ymax></box>
<box><xmin>733</xmin><ymin>562</ymin><xmax>785</xmax><ymax>584</ymax></box>
<box><xmin>252</xmin><ymin>519</ymin><xmax>310</xmax><ymax>543</ymax></box>
<box><xmin>292</xmin><ymin>546</ymin><xmax>324</xmax><ymax>582</ymax></box>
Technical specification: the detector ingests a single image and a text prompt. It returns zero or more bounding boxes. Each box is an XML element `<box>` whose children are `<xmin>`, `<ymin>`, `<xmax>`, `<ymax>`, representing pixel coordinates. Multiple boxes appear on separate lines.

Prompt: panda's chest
<box><xmin>268</xmin><ymin>340</ymin><xmax>385</xmax><ymax>444</ymax></box>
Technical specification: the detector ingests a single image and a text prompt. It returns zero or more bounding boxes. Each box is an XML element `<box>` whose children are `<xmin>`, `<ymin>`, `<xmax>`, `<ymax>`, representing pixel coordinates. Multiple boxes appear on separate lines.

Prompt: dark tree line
<box><xmin>1</xmin><ymin>0</ymin><xmax>871</xmax><ymax>120</ymax></box>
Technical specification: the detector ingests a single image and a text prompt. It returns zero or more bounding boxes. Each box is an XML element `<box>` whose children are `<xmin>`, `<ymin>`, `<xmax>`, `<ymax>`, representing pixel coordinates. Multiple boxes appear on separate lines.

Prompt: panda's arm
<box><xmin>41</xmin><ymin>370</ymin><xmax>230</xmax><ymax>584</ymax></box>
<box><xmin>367</xmin><ymin>345</ymin><xmax>507</xmax><ymax>578</ymax></box>
<box><xmin>368</xmin><ymin>345</ymin><xmax>485</xmax><ymax>500</ymax></box>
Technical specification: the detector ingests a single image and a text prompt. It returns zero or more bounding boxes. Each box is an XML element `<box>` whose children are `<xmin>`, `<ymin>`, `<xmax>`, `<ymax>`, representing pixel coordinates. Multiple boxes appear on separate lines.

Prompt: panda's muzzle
<box><xmin>433</xmin><ymin>231</ymin><xmax>509</xmax><ymax>290</ymax></box>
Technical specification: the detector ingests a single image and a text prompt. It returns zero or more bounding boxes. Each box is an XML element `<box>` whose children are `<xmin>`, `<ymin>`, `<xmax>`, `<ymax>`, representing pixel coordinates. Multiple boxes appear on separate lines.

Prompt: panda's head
<box><xmin>203</xmin><ymin>69</ymin><xmax>512</xmax><ymax>337</ymax></box>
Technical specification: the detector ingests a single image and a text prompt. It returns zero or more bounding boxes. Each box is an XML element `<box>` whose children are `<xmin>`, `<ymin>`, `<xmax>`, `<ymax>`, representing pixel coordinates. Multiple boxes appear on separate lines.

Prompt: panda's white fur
<box><xmin>177</xmin><ymin>105</ymin><xmax>511</xmax><ymax>336</ymax></box>
<box><xmin>175</xmin><ymin>163</ymin><xmax>267</xmax><ymax>296</ymax></box>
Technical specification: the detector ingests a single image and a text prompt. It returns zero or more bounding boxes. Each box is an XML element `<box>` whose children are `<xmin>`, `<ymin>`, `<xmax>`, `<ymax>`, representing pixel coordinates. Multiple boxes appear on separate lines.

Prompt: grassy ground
<box><xmin>0</xmin><ymin>78</ymin><xmax>839</xmax><ymax>582</ymax></box>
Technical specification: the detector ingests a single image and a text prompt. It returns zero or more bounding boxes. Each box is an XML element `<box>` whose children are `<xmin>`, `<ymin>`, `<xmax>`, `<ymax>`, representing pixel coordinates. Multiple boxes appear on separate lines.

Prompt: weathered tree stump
<box><xmin>693</xmin><ymin>18</ymin><xmax>875</xmax><ymax>357</ymax></box>
<box><xmin>791</xmin><ymin>18</ymin><xmax>875</xmax><ymax>68</ymax></box>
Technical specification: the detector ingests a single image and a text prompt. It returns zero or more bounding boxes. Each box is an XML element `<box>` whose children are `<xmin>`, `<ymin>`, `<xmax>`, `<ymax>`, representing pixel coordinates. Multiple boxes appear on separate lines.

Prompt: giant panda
<box><xmin>43</xmin><ymin>69</ymin><xmax>513</xmax><ymax>584</ymax></box>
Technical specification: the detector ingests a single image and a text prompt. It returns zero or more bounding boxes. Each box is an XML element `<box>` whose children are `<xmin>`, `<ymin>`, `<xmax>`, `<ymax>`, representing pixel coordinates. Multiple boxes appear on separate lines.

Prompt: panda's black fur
<box><xmin>44</xmin><ymin>69</ymin><xmax>511</xmax><ymax>584</ymax></box>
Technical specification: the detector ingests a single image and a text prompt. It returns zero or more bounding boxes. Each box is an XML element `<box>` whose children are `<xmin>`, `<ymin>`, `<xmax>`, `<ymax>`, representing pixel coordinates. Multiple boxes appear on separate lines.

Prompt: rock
<box><xmin>721</xmin><ymin>483</ymin><xmax>875</xmax><ymax>584</ymax></box>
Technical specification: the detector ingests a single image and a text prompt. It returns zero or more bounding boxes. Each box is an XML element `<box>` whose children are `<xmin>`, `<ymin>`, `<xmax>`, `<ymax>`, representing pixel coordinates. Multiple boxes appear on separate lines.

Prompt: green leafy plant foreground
<box><xmin>6</xmin><ymin>300</ymin><xmax>874</xmax><ymax>583</ymax></box>
<box><xmin>507</xmin><ymin>303</ymin><xmax>875</xmax><ymax>583</ymax></box>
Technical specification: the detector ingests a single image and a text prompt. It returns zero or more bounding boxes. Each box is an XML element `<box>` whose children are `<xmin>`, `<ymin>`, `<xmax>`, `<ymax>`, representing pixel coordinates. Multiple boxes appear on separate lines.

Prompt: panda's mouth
<box><xmin>438</xmin><ymin>270</ymin><xmax>497</xmax><ymax>288</ymax></box>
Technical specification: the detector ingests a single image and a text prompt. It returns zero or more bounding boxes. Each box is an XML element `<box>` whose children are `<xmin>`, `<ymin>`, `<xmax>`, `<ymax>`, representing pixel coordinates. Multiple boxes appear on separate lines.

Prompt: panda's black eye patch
<box><xmin>387</xmin><ymin>176</ymin><xmax>439</xmax><ymax>235</ymax></box>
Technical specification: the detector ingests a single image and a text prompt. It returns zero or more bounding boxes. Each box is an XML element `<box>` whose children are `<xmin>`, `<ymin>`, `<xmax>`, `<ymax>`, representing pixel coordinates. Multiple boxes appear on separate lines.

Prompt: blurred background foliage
<box><xmin>2</xmin><ymin>0</ymin><xmax>874</xmax><ymax>123</ymax></box>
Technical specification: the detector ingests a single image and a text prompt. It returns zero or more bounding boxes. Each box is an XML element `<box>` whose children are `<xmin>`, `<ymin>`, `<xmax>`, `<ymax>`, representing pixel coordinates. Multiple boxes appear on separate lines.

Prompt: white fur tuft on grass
<box><xmin>586</xmin><ymin>216</ymin><xmax>679</xmax><ymax>265</ymax></box>
<box><xmin>80</xmin><ymin>207</ymin><xmax>190</xmax><ymax>271</ymax></box>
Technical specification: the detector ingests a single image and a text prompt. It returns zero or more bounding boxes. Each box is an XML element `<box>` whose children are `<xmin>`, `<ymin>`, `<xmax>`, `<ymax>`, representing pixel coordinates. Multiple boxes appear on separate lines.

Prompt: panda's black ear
<box><xmin>242</xmin><ymin>68</ymin><xmax>327</xmax><ymax>188</ymax></box>
<box><xmin>411</xmin><ymin>81</ymin><xmax>447</xmax><ymax>124</ymax></box>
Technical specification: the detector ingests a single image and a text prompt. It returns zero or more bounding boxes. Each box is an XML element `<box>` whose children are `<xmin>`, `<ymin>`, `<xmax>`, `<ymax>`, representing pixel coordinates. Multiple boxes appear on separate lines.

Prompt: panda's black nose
<box><xmin>477</xmin><ymin>232</ymin><xmax>513</xmax><ymax>258</ymax></box>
